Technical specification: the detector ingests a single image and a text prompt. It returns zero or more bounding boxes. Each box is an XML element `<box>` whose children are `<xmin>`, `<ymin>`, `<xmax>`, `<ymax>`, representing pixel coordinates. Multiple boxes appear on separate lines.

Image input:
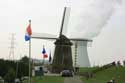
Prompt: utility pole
<box><xmin>9</xmin><ymin>33</ymin><xmax>16</xmax><ymax>60</ymax></box>
<box><xmin>74</xmin><ymin>42</ymin><xmax>78</xmax><ymax>67</ymax></box>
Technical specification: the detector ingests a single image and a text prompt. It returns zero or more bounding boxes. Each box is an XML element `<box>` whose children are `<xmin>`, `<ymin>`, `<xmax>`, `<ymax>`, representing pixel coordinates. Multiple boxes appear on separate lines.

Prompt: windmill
<box><xmin>31</xmin><ymin>7</ymin><xmax>92</xmax><ymax>73</ymax></box>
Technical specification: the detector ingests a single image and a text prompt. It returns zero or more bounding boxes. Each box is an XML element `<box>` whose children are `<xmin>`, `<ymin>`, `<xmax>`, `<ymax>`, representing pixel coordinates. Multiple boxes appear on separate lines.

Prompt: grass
<box><xmin>23</xmin><ymin>66</ymin><xmax>125</xmax><ymax>83</ymax></box>
<box><xmin>23</xmin><ymin>76</ymin><xmax>64</xmax><ymax>83</ymax></box>
<box><xmin>80</xmin><ymin>66</ymin><xmax>125</xmax><ymax>83</ymax></box>
<box><xmin>79</xmin><ymin>66</ymin><xmax>99</xmax><ymax>73</ymax></box>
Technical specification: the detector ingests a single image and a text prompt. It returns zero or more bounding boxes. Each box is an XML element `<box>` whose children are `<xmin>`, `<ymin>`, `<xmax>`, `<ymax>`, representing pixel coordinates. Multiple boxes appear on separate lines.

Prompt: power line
<box><xmin>8</xmin><ymin>33</ymin><xmax>16</xmax><ymax>60</ymax></box>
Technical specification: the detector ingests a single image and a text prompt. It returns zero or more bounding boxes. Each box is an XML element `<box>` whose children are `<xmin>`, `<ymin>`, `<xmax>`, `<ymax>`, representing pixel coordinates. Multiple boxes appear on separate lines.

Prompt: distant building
<box><xmin>32</xmin><ymin>65</ymin><xmax>44</xmax><ymax>77</ymax></box>
<box><xmin>32</xmin><ymin>59</ymin><xmax>48</xmax><ymax>76</ymax></box>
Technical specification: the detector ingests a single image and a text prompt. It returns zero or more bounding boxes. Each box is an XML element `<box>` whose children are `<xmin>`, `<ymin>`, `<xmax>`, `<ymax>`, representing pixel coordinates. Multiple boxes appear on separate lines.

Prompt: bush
<box><xmin>4</xmin><ymin>68</ymin><xmax>15</xmax><ymax>83</ymax></box>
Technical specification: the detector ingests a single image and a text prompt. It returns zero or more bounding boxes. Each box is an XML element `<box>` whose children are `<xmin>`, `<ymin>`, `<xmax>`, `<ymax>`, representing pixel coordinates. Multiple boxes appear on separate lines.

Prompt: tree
<box><xmin>15</xmin><ymin>56</ymin><xmax>29</xmax><ymax>78</ymax></box>
<box><xmin>4</xmin><ymin>68</ymin><xmax>15</xmax><ymax>83</ymax></box>
<box><xmin>20</xmin><ymin>56</ymin><xmax>29</xmax><ymax>63</ymax></box>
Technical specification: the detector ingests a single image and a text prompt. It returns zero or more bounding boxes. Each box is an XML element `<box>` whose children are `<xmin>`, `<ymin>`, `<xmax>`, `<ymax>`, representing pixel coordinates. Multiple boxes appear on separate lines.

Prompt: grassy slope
<box><xmin>79</xmin><ymin>67</ymin><xmax>99</xmax><ymax>73</ymax></box>
<box><xmin>23</xmin><ymin>67</ymin><xmax>125</xmax><ymax>83</ymax></box>
<box><xmin>23</xmin><ymin>76</ymin><xmax>64</xmax><ymax>83</ymax></box>
<box><xmin>81</xmin><ymin>66</ymin><xmax>125</xmax><ymax>83</ymax></box>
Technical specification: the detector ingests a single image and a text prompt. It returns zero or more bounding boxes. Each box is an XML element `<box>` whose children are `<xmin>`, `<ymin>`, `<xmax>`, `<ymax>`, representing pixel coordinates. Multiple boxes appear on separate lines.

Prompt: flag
<box><xmin>25</xmin><ymin>21</ymin><xmax>32</xmax><ymax>41</ymax></box>
<box><xmin>49</xmin><ymin>52</ymin><xmax>52</xmax><ymax>63</ymax></box>
<box><xmin>42</xmin><ymin>46</ymin><xmax>48</xmax><ymax>58</ymax></box>
<box><xmin>25</xmin><ymin>34</ymin><xmax>31</xmax><ymax>41</ymax></box>
<box><xmin>43</xmin><ymin>54</ymin><xmax>48</xmax><ymax>58</ymax></box>
<box><xmin>26</xmin><ymin>24</ymin><xmax>32</xmax><ymax>36</ymax></box>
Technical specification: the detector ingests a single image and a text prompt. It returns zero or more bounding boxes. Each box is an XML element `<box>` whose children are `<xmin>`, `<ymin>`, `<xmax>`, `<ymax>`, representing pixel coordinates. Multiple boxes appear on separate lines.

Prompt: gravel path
<box><xmin>64</xmin><ymin>76</ymin><xmax>83</xmax><ymax>83</ymax></box>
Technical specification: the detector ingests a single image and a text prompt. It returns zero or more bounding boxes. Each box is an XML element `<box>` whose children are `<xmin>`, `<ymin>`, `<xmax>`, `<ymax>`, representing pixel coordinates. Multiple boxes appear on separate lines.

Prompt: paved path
<box><xmin>44</xmin><ymin>73</ymin><xmax>60</xmax><ymax>76</ymax></box>
<box><xmin>64</xmin><ymin>76</ymin><xmax>83</xmax><ymax>83</ymax></box>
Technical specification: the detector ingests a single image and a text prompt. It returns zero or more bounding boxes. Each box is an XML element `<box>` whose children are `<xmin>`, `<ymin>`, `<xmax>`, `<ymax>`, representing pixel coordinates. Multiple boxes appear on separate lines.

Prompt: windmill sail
<box><xmin>31</xmin><ymin>32</ymin><xmax>92</xmax><ymax>41</ymax></box>
<box><xmin>60</xmin><ymin>7</ymin><xmax>71</xmax><ymax>36</ymax></box>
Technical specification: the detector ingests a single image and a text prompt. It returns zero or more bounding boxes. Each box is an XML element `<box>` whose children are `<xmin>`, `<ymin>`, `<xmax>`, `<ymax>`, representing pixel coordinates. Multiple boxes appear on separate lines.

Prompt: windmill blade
<box><xmin>69</xmin><ymin>38</ymin><xmax>92</xmax><ymax>42</ymax></box>
<box><xmin>59</xmin><ymin>7</ymin><xmax>71</xmax><ymax>36</ymax></box>
<box><xmin>61</xmin><ymin>7</ymin><xmax>71</xmax><ymax>35</ymax></box>
<box><xmin>32</xmin><ymin>32</ymin><xmax>92</xmax><ymax>41</ymax></box>
<box><xmin>31</xmin><ymin>32</ymin><xmax>92</xmax><ymax>46</ymax></box>
<box><xmin>31</xmin><ymin>32</ymin><xmax>58</xmax><ymax>40</ymax></box>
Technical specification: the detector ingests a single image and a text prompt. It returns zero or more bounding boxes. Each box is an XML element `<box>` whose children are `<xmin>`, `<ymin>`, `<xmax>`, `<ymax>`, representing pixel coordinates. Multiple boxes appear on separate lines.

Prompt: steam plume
<box><xmin>67</xmin><ymin>0</ymin><xmax>122</xmax><ymax>39</ymax></box>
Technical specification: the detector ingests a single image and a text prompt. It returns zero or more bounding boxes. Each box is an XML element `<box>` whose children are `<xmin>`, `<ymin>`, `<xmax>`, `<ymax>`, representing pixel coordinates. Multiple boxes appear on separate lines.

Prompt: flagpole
<box><xmin>49</xmin><ymin>50</ymin><xmax>51</xmax><ymax>64</ymax></box>
<box><xmin>43</xmin><ymin>45</ymin><xmax>45</xmax><ymax>65</ymax></box>
<box><xmin>29</xmin><ymin>20</ymin><xmax>31</xmax><ymax>83</ymax></box>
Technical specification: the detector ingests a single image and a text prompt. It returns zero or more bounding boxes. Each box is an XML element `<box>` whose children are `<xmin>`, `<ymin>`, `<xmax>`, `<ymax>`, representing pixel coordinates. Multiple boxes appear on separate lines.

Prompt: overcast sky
<box><xmin>0</xmin><ymin>0</ymin><xmax>125</xmax><ymax>66</ymax></box>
